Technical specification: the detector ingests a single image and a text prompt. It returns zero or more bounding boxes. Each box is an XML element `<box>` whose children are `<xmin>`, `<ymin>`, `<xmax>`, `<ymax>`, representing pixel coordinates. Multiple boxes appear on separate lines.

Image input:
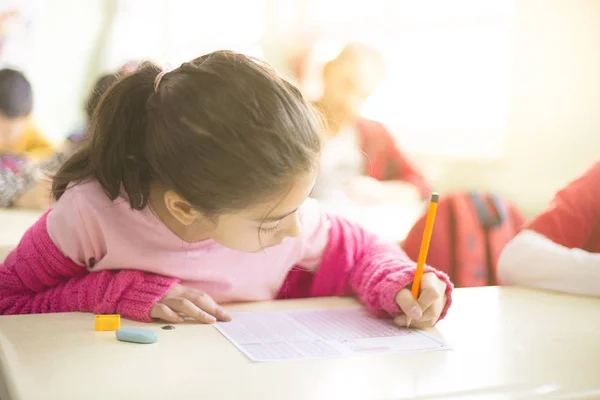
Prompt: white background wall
<box><xmin>412</xmin><ymin>0</ymin><xmax>600</xmax><ymax>216</ymax></box>
<box><xmin>4</xmin><ymin>0</ymin><xmax>599</xmax><ymax>217</ymax></box>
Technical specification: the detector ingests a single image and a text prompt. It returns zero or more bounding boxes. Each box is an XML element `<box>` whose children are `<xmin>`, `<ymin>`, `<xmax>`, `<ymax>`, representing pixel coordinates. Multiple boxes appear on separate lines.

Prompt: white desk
<box><xmin>0</xmin><ymin>287</ymin><xmax>598</xmax><ymax>399</ymax></box>
<box><xmin>0</xmin><ymin>210</ymin><xmax>43</xmax><ymax>261</ymax></box>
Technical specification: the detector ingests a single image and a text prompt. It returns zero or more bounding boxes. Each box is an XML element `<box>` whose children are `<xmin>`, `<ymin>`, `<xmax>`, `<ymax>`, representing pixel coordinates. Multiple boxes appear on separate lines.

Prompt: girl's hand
<box><xmin>393</xmin><ymin>272</ymin><xmax>447</xmax><ymax>329</ymax></box>
<box><xmin>150</xmin><ymin>284</ymin><xmax>232</xmax><ymax>324</ymax></box>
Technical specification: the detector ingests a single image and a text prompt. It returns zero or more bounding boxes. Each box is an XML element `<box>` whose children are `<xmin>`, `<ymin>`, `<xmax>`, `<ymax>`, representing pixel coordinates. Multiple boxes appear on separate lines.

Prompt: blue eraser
<box><xmin>115</xmin><ymin>328</ymin><xmax>158</xmax><ymax>344</ymax></box>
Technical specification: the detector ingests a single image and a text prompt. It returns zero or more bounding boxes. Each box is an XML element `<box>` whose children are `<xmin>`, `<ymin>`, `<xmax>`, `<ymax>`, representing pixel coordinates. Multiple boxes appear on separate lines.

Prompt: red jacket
<box><xmin>526</xmin><ymin>162</ymin><xmax>600</xmax><ymax>253</ymax></box>
<box><xmin>357</xmin><ymin>119</ymin><xmax>431</xmax><ymax>199</ymax></box>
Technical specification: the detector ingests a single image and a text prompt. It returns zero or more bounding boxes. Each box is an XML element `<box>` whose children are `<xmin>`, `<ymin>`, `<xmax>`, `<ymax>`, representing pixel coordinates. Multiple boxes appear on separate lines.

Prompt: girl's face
<box><xmin>161</xmin><ymin>170</ymin><xmax>318</xmax><ymax>253</ymax></box>
<box><xmin>322</xmin><ymin>57</ymin><xmax>381</xmax><ymax>121</ymax></box>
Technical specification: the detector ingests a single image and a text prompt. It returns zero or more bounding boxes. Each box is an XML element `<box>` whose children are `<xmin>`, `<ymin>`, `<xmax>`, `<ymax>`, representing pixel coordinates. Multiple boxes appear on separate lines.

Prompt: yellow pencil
<box><xmin>406</xmin><ymin>193</ymin><xmax>439</xmax><ymax>329</ymax></box>
<box><xmin>411</xmin><ymin>192</ymin><xmax>439</xmax><ymax>299</ymax></box>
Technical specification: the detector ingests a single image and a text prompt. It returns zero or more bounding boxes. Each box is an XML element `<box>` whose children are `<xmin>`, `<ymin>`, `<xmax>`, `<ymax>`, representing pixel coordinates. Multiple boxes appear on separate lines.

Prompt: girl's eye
<box><xmin>259</xmin><ymin>223</ymin><xmax>281</xmax><ymax>235</ymax></box>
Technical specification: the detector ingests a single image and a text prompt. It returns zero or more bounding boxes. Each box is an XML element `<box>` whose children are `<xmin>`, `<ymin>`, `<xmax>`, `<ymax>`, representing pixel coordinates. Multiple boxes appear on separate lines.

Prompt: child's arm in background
<box><xmin>498</xmin><ymin>163</ymin><xmax>600</xmax><ymax>296</ymax></box>
<box><xmin>0</xmin><ymin>212</ymin><xmax>178</xmax><ymax>321</ymax></box>
<box><xmin>279</xmin><ymin>201</ymin><xmax>453</xmax><ymax>324</ymax></box>
<box><xmin>498</xmin><ymin>230</ymin><xmax>600</xmax><ymax>296</ymax></box>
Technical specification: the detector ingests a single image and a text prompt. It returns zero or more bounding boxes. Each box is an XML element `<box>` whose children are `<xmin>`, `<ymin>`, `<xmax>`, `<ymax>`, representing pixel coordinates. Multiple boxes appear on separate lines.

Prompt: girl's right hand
<box><xmin>150</xmin><ymin>284</ymin><xmax>232</xmax><ymax>324</ymax></box>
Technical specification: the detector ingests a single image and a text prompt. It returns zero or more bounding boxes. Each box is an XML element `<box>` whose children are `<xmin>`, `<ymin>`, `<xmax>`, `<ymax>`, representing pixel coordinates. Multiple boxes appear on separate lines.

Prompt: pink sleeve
<box><xmin>0</xmin><ymin>209</ymin><xmax>179</xmax><ymax>322</ymax></box>
<box><xmin>279</xmin><ymin>211</ymin><xmax>453</xmax><ymax>321</ymax></box>
<box><xmin>46</xmin><ymin>187</ymin><xmax>101</xmax><ymax>267</ymax></box>
<box><xmin>295</xmin><ymin>199</ymin><xmax>330</xmax><ymax>270</ymax></box>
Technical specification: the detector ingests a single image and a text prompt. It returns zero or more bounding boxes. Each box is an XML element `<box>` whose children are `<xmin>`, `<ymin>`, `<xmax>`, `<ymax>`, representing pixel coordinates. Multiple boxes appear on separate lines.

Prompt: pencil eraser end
<box><xmin>431</xmin><ymin>192</ymin><xmax>439</xmax><ymax>203</ymax></box>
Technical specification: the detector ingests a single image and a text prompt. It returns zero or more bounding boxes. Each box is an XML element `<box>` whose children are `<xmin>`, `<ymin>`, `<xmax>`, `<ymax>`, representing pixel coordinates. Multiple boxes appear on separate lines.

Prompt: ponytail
<box><xmin>53</xmin><ymin>51</ymin><xmax>323</xmax><ymax>218</ymax></box>
<box><xmin>52</xmin><ymin>63</ymin><xmax>161</xmax><ymax>210</ymax></box>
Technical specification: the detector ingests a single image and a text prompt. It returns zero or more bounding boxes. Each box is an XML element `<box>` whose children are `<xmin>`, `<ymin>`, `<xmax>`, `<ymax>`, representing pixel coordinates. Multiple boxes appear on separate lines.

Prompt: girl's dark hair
<box><xmin>53</xmin><ymin>51</ymin><xmax>323</xmax><ymax>214</ymax></box>
<box><xmin>85</xmin><ymin>74</ymin><xmax>119</xmax><ymax>119</ymax></box>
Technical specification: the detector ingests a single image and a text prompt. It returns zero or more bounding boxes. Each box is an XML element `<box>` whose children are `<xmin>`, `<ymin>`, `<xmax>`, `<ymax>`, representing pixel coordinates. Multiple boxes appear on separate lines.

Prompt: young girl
<box><xmin>498</xmin><ymin>163</ymin><xmax>600</xmax><ymax>296</ymax></box>
<box><xmin>0</xmin><ymin>51</ymin><xmax>452</xmax><ymax>328</ymax></box>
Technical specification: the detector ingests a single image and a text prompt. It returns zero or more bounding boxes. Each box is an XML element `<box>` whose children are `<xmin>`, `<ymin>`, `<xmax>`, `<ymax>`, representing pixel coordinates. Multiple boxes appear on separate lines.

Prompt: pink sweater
<box><xmin>0</xmin><ymin>180</ymin><xmax>453</xmax><ymax>322</ymax></box>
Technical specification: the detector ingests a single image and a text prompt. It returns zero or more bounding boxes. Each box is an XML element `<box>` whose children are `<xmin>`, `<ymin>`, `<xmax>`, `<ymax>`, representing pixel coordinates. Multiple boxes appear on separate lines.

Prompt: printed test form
<box><xmin>214</xmin><ymin>307</ymin><xmax>448</xmax><ymax>362</ymax></box>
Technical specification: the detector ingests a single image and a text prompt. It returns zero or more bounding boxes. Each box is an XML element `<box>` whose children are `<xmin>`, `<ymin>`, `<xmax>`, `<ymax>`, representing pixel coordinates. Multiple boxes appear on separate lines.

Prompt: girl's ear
<box><xmin>164</xmin><ymin>190</ymin><xmax>200</xmax><ymax>226</ymax></box>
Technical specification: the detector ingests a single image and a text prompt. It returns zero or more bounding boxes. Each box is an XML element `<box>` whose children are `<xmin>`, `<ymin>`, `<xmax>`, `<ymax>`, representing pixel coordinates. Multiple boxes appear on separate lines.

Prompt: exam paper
<box><xmin>214</xmin><ymin>307</ymin><xmax>448</xmax><ymax>362</ymax></box>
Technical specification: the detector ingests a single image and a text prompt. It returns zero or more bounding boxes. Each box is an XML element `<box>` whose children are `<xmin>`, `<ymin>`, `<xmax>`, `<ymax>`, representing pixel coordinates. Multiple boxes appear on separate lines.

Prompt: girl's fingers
<box><xmin>394</xmin><ymin>314</ymin><xmax>408</xmax><ymax>327</ymax></box>
<box><xmin>420</xmin><ymin>301</ymin><xmax>441</xmax><ymax>321</ymax></box>
<box><xmin>395</xmin><ymin>275</ymin><xmax>446</xmax><ymax>329</ymax></box>
<box><xmin>150</xmin><ymin>303</ymin><xmax>184</xmax><ymax>324</ymax></box>
<box><xmin>185</xmin><ymin>291</ymin><xmax>231</xmax><ymax>322</ymax></box>
<box><xmin>396</xmin><ymin>297</ymin><xmax>445</xmax><ymax>328</ymax></box>
<box><xmin>417</xmin><ymin>276</ymin><xmax>443</xmax><ymax>313</ymax></box>
<box><xmin>406</xmin><ymin>318</ymin><xmax>435</xmax><ymax>329</ymax></box>
<box><xmin>418</xmin><ymin>273</ymin><xmax>446</xmax><ymax>308</ymax></box>
<box><xmin>395</xmin><ymin>288</ymin><xmax>423</xmax><ymax>320</ymax></box>
<box><xmin>164</xmin><ymin>298</ymin><xmax>217</xmax><ymax>324</ymax></box>
<box><xmin>394</xmin><ymin>314</ymin><xmax>434</xmax><ymax>329</ymax></box>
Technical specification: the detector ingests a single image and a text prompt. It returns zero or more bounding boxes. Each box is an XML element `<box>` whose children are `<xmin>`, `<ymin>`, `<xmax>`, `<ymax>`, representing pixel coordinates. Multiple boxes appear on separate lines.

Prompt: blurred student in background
<box><xmin>0</xmin><ymin>68</ymin><xmax>58</xmax><ymax>209</ymax></box>
<box><xmin>0</xmin><ymin>157</ymin><xmax>53</xmax><ymax>209</ymax></box>
<box><xmin>66</xmin><ymin>62</ymin><xmax>138</xmax><ymax>148</ymax></box>
<box><xmin>0</xmin><ymin>68</ymin><xmax>52</xmax><ymax>160</ymax></box>
<box><xmin>66</xmin><ymin>73</ymin><xmax>119</xmax><ymax>147</ymax></box>
<box><xmin>3</xmin><ymin>63</ymin><xmax>141</xmax><ymax>209</ymax></box>
<box><xmin>309</xmin><ymin>43</ymin><xmax>430</xmax><ymax>203</ymax></box>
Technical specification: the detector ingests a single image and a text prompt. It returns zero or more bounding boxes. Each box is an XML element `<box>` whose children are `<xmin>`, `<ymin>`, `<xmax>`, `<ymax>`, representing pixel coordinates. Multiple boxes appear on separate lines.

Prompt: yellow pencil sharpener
<box><xmin>95</xmin><ymin>314</ymin><xmax>121</xmax><ymax>331</ymax></box>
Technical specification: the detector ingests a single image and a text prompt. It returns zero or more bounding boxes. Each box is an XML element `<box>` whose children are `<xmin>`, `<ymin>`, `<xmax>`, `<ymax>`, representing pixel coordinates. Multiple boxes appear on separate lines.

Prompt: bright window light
<box><xmin>304</xmin><ymin>0</ymin><xmax>516</xmax><ymax>159</ymax></box>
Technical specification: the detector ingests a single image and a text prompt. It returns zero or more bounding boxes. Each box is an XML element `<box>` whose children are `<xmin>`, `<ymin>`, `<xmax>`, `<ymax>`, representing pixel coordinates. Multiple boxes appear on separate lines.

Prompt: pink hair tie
<box><xmin>154</xmin><ymin>66</ymin><xmax>172</xmax><ymax>93</ymax></box>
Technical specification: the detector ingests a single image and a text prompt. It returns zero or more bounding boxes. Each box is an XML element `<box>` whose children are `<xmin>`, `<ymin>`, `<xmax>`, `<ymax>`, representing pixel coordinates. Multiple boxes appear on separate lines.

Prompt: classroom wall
<box><xmin>413</xmin><ymin>0</ymin><xmax>600</xmax><ymax>218</ymax></box>
<box><xmin>26</xmin><ymin>0</ymin><xmax>108</xmax><ymax>143</ymax></box>
<box><xmin>23</xmin><ymin>0</ymin><xmax>600</xmax><ymax>218</ymax></box>
<box><xmin>26</xmin><ymin>0</ymin><xmax>289</xmax><ymax>144</ymax></box>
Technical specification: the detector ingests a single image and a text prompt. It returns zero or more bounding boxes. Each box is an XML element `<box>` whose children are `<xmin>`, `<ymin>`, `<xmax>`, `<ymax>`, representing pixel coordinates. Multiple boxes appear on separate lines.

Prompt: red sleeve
<box><xmin>526</xmin><ymin>162</ymin><xmax>600</xmax><ymax>249</ymax></box>
<box><xmin>278</xmin><ymin>214</ymin><xmax>453</xmax><ymax>321</ymax></box>
<box><xmin>0</xmin><ymin>213</ymin><xmax>179</xmax><ymax>321</ymax></box>
<box><xmin>360</xmin><ymin>120</ymin><xmax>431</xmax><ymax>199</ymax></box>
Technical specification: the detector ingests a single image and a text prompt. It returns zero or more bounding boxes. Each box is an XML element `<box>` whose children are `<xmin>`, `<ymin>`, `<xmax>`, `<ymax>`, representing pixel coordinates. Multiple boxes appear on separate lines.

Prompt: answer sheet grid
<box><xmin>215</xmin><ymin>307</ymin><xmax>448</xmax><ymax>362</ymax></box>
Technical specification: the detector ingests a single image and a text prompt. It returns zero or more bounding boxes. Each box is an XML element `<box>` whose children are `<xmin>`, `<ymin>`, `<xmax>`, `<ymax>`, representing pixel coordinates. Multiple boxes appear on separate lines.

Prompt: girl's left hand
<box><xmin>393</xmin><ymin>272</ymin><xmax>447</xmax><ymax>329</ymax></box>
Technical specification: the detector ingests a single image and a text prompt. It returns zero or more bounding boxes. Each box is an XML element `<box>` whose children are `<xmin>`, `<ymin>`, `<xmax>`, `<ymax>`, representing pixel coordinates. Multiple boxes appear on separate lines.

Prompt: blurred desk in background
<box><xmin>0</xmin><ymin>210</ymin><xmax>43</xmax><ymax>261</ymax></box>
